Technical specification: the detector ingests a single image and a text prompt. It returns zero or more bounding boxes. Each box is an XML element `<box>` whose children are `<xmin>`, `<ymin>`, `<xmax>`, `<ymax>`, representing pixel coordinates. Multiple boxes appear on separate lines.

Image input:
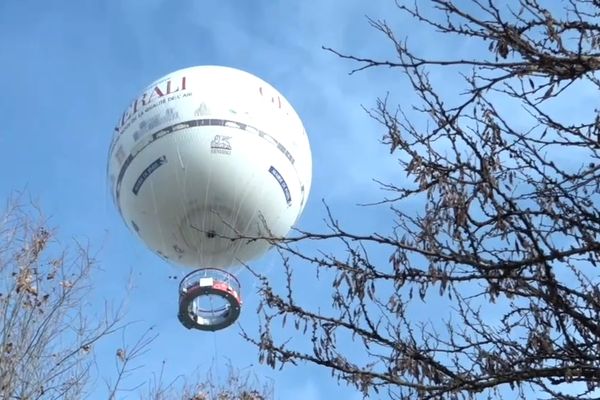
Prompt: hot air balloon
<box><xmin>107</xmin><ymin>66</ymin><xmax>312</xmax><ymax>331</ymax></box>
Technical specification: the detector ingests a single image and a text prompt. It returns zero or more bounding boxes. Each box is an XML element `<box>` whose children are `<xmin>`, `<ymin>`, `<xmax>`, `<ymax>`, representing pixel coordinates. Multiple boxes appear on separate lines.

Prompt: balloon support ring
<box><xmin>178</xmin><ymin>268</ymin><xmax>242</xmax><ymax>331</ymax></box>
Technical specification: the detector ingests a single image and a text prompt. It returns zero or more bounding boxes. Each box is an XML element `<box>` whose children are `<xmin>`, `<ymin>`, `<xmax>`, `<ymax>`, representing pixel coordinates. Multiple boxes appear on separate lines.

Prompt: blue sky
<box><xmin>3</xmin><ymin>1</ymin><xmax>597</xmax><ymax>399</ymax></box>
<box><xmin>0</xmin><ymin>1</ymin><xmax>408</xmax><ymax>398</ymax></box>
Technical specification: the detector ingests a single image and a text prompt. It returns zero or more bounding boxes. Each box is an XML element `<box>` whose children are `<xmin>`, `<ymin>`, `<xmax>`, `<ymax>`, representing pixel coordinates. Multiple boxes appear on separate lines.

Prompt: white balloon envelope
<box><xmin>107</xmin><ymin>66</ymin><xmax>312</xmax><ymax>330</ymax></box>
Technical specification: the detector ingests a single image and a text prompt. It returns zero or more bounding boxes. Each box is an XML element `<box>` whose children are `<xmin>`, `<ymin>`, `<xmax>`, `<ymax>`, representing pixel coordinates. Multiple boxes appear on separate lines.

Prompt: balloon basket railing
<box><xmin>178</xmin><ymin>268</ymin><xmax>242</xmax><ymax>331</ymax></box>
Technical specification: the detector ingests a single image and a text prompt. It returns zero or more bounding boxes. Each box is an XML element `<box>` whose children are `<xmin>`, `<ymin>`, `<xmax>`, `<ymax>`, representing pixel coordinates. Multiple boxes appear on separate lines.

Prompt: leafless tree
<box><xmin>142</xmin><ymin>362</ymin><xmax>272</xmax><ymax>400</ymax></box>
<box><xmin>0</xmin><ymin>196</ymin><xmax>274</xmax><ymax>400</ymax></box>
<box><xmin>0</xmin><ymin>195</ymin><xmax>128</xmax><ymax>399</ymax></box>
<box><xmin>244</xmin><ymin>1</ymin><xmax>600</xmax><ymax>399</ymax></box>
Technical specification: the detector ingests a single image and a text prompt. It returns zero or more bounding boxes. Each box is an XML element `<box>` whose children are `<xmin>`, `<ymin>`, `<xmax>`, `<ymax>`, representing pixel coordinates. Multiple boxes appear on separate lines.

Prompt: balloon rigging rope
<box><xmin>211</xmin><ymin>296</ymin><xmax>220</xmax><ymax>390</ymax></box>
<box><xmin>201</xmin><ymin>133</ymin><xmax>213</xmax><ymax>268</ymax></box>
<box><xmin>230</xmin><ymin>171</ymin><xmax>251</xmax><ymax>275</ymax></box>
<box><xmin>181</xmin><ymin>133</ymin><xmax>220</xmax><ymax>386</ymax></box>
<box><xmin>229</xmin><ymin>129</ymin><xmax>269</xmax><ymax>274</ymax></box>
<box><xmin>176</xmin><ymin>141</ymin><xmax>188</xmax><ymax>265</ymax></box>
<box><xmin>150</xmin><ymin>180</ymin><xmax>167</xmax><ymax>259</ymax></box>
<box><xmin>232</xmin><ymin>172</ymin><xmax>265</xmax><ymax>276</ymax></box>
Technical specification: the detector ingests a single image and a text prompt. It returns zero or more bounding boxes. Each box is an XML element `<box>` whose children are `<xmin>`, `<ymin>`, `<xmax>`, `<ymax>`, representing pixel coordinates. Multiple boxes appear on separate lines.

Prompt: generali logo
<box><xmin>115</xmin><ymin>76</ymin><xmax>187</xmax><ymax>133</ymax></box>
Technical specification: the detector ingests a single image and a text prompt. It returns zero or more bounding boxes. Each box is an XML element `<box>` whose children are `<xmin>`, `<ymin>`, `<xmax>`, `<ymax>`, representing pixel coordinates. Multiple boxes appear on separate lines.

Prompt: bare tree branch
<box><xmin>245</xmin><ymin>1</ymin><xmax>600</xmax><ymax>399</ymax></box>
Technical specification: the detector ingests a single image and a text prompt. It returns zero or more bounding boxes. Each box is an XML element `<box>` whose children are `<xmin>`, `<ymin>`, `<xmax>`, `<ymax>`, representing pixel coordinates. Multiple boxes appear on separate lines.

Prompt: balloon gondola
<box><xmin>178</xmin><ymin>268</ymin><xmax>241</xmax><ymax>331</ymax></box>
<box><xmin>107</xmin><ymin>66</ymin><xmax>312</xmax><ymax>331</ymax></box>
